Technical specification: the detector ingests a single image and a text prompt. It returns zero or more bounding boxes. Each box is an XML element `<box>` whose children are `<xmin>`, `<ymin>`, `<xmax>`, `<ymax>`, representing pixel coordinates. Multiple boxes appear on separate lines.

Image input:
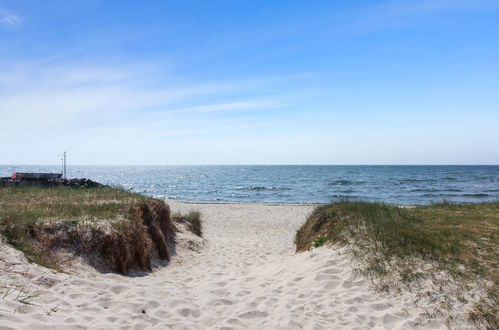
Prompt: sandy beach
<box><xmin>0</xmin><ymin>201</ymin><xmax>455</xmax><ymax>329</ymax></box>
<box><xmin>3</xmin><ymin>0</ymin><xmax>497</xmax><ymax>327</ymax></box>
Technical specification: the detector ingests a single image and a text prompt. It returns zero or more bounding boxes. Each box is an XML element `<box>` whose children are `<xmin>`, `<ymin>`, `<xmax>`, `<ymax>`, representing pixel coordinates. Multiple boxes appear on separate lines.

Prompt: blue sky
<box><xmin>1</xmin><ymin>0</ymin><xmax>498</xmax><ymax>165</ymax></box>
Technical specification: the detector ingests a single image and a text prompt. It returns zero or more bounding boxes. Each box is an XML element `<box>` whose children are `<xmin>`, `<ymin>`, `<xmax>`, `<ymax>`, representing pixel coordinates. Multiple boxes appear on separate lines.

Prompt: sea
<box><xmin>1</xmin><ymin>165</ymin><xmax>498</xmax><ymax>205</ymax></box>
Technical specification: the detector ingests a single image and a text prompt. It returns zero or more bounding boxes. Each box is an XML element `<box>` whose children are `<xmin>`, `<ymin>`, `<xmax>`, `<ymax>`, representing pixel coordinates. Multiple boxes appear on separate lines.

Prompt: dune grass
<box><xmin>295</xmin><ymin>201</ymin><xmax>498</xmax><ymax>329</ymax></box>
<box><xmin>171</xmin><ymin>211</ymin><xmax>203</xmax><ymax>237</ymax></box>
<box><xmin>0</xmin><ymin>186</ymin><xmax>164</xmax><ymax>269</ymax></box>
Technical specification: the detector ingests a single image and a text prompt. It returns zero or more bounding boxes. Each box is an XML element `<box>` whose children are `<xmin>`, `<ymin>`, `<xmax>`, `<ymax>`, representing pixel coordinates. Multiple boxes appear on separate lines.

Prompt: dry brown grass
<box><xmin>0</xmin><ymin>187</ymin><xmax>176</xmax><ymax>274</ymax></box>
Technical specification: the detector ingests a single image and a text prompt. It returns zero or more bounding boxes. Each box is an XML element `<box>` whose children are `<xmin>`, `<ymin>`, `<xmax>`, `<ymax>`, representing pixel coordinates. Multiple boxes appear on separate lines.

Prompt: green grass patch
<box><xmin>313</xmin><ymin>236</ymin><xmax>327</xmax><ymax>248</ymax></box>
<box><xmin>295</xmin><ymin>201</ymin><xmax>498</xmax><ymax>329</ymax></box>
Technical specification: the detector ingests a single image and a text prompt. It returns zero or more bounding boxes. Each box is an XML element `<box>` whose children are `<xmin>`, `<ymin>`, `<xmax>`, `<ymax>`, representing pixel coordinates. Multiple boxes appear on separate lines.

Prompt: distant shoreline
<box><xmin>162</xmin><ymin>198</ymin><xmax>492</xmax><ymax>207</ymax></box>
<box><xmin>164</xmin><ymin>199</ymin><xmax>322</xmax><ymax>206</ymax></box>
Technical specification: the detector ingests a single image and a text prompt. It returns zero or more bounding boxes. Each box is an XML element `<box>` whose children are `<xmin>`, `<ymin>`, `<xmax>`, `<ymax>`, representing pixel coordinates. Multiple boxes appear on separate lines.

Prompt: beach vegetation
<box><xmin>171</xmin><ymin>211</ymin><xmax>203</xmax><ymax>237</ymax></box>
<box><xmin>295</xmin><ymin>201</ymin><xmax>498</xmax><ymax>329</ymax></box>
<box><xmin>0</xmin><ymin>186</ymin><xmax>178</xmax><ymax>274</ymax></box>
<box><xmin>313</xmin><ymin>236</ymin><xmax>327</xmax><ymax>248</ymax></box>
<box><xmin>1</xmin><ymin>285</ymin><xmax>38</xmax><ymax>309</ymax></box>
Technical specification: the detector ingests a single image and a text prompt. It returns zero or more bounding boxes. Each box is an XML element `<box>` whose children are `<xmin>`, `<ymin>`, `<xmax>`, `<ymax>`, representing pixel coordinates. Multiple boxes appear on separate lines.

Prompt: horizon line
<box><xmin>1</xmin><ymin>164</ymin><xmax>498</xmax><ymax>167</ymax></box>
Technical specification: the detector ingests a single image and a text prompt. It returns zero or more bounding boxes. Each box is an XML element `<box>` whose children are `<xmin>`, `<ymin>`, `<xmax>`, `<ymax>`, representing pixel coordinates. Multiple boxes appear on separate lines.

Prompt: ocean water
<box><xmin>1</xmin><ymin>165</ymin><xmax>498</xmax><ymax>205</ymax></box>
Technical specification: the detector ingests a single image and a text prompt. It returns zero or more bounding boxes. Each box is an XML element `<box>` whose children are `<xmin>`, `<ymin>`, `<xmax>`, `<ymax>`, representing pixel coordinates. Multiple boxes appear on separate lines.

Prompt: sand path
<box><xmin>0</xmin><ymin>201</ymin><xmax>447</xmax><ymax>329</ymax></box>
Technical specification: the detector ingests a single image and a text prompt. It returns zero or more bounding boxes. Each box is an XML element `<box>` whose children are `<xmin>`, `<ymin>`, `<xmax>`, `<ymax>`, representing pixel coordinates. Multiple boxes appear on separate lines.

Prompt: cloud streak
<box><xmin>0</xmin><ymin>60</ymin><xmax>309</xmax><ymax>146</ymax></box>
<box><xmin>0</xmin><ymin>11</ymin><xmax>20</xmax><ymax>26</ymax></box>
<box><xmin>343</xmin><ymin>0</ymin><xmax>499</xmax><ymax>33</ymax></box>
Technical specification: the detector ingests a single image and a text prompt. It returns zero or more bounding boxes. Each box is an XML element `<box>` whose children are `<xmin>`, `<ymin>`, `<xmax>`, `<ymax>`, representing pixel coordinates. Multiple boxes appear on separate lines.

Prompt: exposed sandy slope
<box><xmin>0</xmin><ymin>201</ymin><xmax>452</xmax><ymax>329</ymax></box>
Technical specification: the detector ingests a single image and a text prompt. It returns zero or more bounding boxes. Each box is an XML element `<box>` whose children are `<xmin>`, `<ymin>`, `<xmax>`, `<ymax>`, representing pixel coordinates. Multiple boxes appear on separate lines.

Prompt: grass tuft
<box><xmin>171</xmin><ymin>211</ymin><xmax>203</xmax><ymax>237</ymax></box>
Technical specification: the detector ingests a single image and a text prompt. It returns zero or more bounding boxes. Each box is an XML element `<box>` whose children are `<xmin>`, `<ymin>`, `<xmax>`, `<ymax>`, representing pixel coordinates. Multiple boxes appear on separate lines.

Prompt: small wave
<box><xmin>235</xmin><ymin>186</ymin><xmax>289</xmax><ymax>191</ymax></box>
<box><xmin>411</xmin><ymin>188</ymin><xmax>439</xmax><ymax>192</ymax></box>
<box><xmin>420</xmin><ymin>193</ymin><xmax>457</xmax><ymax>197</ymax></box>
<box><xmin>328</xmin><ymin>180</ymin><xmax>364</xmax><ymax>186</ymax></box>
<box><xmin>206</xmin><ymin>190</ymin><xmax>222</xmax><ymax>194</ymax></box>
<box><xmin>399</xmin><ymin>178</ymin><xmax>436</xmax><ymax>183</ymax></box>
<box><xmin>475</xmin><ymin>176</ymin><xmax>494</xmax><ymax>180</ymax></box>
<box><xmin>462</xmin><ymin>193</ymin><xmax>490</xmax><ymax>197</ymax></box>
<box><xmin>329</xmin><ymin>194</ymin><xmax>365</xmax><ymax>200</ymax></box>
<box><xmin>420</xmin><ymin>193</ymin><xmax>490</xmax><ymax>198</ymax></box>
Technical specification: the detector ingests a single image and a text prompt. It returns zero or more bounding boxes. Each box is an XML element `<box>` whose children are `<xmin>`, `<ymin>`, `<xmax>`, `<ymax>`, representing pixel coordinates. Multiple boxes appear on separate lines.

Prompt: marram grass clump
<box><xmin>171</xmin><ymin>211</ymin><xmax>203</xmax><ymax>237</ymax></box>
<box><xmin>295</xmin><ymin>201</ymin><xmax>498</xmax><ymax>329</ymax></box>
<box><xmin>0</xmin><ymin>186</ymin><xmax>177</xmax><ymax>274</ymax></box>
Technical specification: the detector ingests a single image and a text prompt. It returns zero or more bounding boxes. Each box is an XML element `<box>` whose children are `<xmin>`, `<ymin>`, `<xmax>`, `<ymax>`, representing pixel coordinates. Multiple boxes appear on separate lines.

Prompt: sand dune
<box><xmin>0</xmin><ymin>201</ymin><xmax>453</xmax><ymax>329</ymax></box>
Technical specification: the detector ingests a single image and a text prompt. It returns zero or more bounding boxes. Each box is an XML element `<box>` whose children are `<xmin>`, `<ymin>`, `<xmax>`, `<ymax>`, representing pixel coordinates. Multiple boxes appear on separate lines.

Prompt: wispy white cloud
<box><xmin>344</xmin><ymin>0</ymin><xmax>499</xmax><ymax>33</ymax></box>
<box><xmin>0</xmin><ymin>61</ymin><xmax>308</xmax><ymax>144</ymax></box>
<box><xmin>0</xmin><ymin>11</ymin><xmax>20</xmax><ymax>26</ymax></box>
<box><xmin>160</xmin><ymin>99</ymin><xmax>288</xmax><ymax>115</ymax></box>
<box><xmin>0</xmin><ymin>61</ymin><xmax>310</xmax><ymax>164</ymax></box>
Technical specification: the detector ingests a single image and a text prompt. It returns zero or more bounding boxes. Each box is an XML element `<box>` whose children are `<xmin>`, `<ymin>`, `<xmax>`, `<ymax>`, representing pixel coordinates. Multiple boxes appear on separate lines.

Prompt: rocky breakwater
<box><xmin>0</xmin><ymin>173</ymin><xmax>103</xmax><ymax>188</ymax></box>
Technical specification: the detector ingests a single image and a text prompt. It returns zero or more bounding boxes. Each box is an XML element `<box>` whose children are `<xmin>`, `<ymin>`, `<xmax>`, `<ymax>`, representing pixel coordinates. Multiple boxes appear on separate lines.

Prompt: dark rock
<box><xmin>0</xmin><ymin>175</ymin><xmax>104</xmax><ymax>188</ymax></box>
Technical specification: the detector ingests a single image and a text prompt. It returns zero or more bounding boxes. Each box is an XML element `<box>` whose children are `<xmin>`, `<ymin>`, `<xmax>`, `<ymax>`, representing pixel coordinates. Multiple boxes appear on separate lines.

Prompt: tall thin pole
<box><xmin>63</xmin><ymin>151</ymin><xmax>67</xmax><ymax>179</ymax></box>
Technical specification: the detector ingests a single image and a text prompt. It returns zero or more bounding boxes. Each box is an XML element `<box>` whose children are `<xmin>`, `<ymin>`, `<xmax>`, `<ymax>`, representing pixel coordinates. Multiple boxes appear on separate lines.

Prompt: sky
<box><xmin>0</xmin><ymin>0</ymin><xmax>498</xmax><ymax>165</ymax></box>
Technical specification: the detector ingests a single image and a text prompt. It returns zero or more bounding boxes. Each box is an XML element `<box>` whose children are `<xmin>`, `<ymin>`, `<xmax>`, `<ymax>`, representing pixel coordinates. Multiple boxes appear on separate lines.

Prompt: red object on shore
<box><xmin>11</xmin><ymin>173</ymin><xmax>17</xmax><ymax>180</ymax></box>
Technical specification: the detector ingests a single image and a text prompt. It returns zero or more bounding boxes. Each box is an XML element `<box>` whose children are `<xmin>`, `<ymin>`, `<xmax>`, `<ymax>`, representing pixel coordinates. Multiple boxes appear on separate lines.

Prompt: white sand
<box><xmin>0</xmin><ymin>201</ymin><xmax>453</xmax><ymax>329</ymax></box>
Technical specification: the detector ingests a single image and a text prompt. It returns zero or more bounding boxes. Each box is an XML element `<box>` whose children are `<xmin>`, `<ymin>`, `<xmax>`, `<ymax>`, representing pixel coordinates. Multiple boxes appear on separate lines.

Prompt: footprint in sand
<box><xmin>238</xmin><ymin>310</ymin><xmax>269</xmax><ymax>319</ymax></box>
<box><xmin>210</xmin><ymin>298</ymin><xmax>234</xmax><ymax>306</ymax></box>
<box><xmin>110</xmin><ymin>285</ymin><xmax>126</xmax><ymax>294</ymax></box>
